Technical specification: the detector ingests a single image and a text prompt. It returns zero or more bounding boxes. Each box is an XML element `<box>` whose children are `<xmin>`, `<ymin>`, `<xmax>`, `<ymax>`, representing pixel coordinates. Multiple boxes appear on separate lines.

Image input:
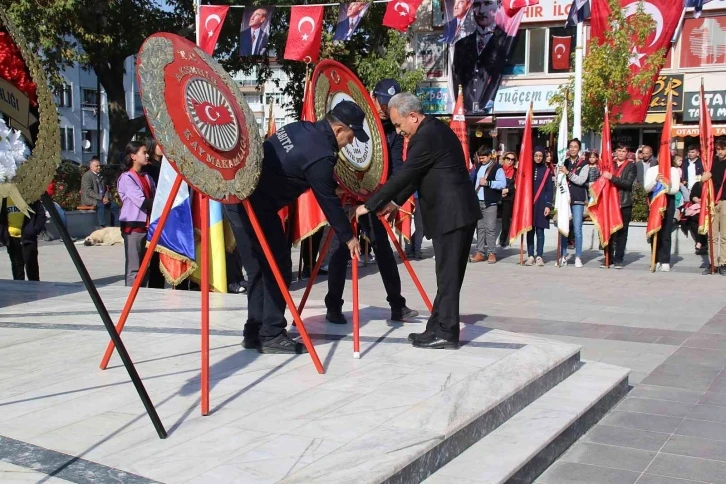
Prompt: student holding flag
<box><xmin>559</xmin><ymin>138</ymin><xmax>590</xmax><ymax>268</ymax></box>
<box><xmin>524</xmin><ymin>147</ymin><xmax>553</xmax><ymax>267</ymax></box>
<box><xmin>644</xmin><ymin>158</ymin><xmax>681</xmax><ymax>272</ymax></box>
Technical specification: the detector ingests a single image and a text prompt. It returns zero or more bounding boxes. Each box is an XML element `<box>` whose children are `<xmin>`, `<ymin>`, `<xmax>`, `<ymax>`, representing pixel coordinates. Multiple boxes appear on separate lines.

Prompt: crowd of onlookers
<box><xmin>463</xmin><ymin>139</ymin><xmax>726</xmax><ymax>274</ymax></box>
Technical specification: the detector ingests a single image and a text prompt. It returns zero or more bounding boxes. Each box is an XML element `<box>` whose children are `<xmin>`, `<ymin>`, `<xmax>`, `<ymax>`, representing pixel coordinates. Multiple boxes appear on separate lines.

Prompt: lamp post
<box><xmin>95</xmin><ymin>5</ymin><xmax>107</xmax><ymax>162</ymax></box>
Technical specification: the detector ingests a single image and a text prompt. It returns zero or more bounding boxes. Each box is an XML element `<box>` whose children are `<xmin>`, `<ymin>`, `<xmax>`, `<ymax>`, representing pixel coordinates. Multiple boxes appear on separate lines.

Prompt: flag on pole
<box><xmin>450</xmin><ymin>86</ymin><xmax>470</xmax><ymax>170</ymax></box>
<box><xmin>292</xmin><ymin>71</ymin><xmax>327</xmax><ymax>245</ymax></box>
<box><xmin>555</xmin><ymin>103</ymin><xmax>571</xmax><ymax>237</ymax></box>
<box><xmin>190</xmin><ymin>194</ymin><xmax>228</xmax><ymax>292</ymax></box>
<box><xmin>646</xmin><ymin>93</ymin><xmax>674</xmax><ymax>241</ymax></box>
<box><xmin>284</xmin><ymin>6</ymin><xmax>324</xmax><ymax>63</ymax></box>
<box><xmin>383</xmin><ymin>0</ymin><xmax>423</xmax><ymax>32</ymax></box>
<box><xmin>699</xmin><ymin>80</ymin><xmax>715</xmax><ymax>235</ymax></box>
<box><xmin>566</xmin><ymin>0</ymin><xmax>591</xmax><ymax>26</ymax></box>
<box><xmin>588</xmin><ymin>106</ymin><xmax>623</xmax><ymax>247</ymax></box>
<box><xmin>509</xmin><ymin>105</ymin><xmax>534</xmax><ymax>244</ymax></box>
<box><xmin>147</xmin><ymin>158</ymin><xmax>197</xmax><ymax>286</ymax></box>
<box><xmin>198</xmin><ymin>5</ymin><xmax>229</xmax><ymax>55</ymax></box>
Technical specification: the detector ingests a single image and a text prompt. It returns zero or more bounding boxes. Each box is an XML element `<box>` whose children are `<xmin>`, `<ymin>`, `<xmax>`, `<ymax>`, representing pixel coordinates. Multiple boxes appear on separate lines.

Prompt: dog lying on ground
<box><xmin>83</xmin><ymin>227</ymin><xmax>124</xmax><ymax>246</ymax></box>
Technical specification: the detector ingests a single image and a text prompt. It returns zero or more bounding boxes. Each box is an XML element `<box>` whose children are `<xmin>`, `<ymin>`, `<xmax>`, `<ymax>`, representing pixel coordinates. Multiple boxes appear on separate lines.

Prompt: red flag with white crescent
<box><xmin>645</xmin><ymin>94</ymin><xmax>673</xmax><ymax>240</ymax></box>
<box><xmin>383</xmin><ymin>0</ymin><xmax>423</xmax><ymax>32</ymax></box>
<box><xmin>551</xmin><ymin>35</ymin><xmax>572</xmax><ymax>70</ymax></box>
<box><xmin>198</xmin><ymin>5</ymin><xmax>229</xmax><ymax>55</ymax></box>
<box><xmin>502</xmin><ymin>0</ymin><xmax>540</xmax><ymax>17</ymax></box>
<box><xmin>284</xmin><ymin>6</ymin><xmax>324</xmax><ymax>63</ymax></box>
<box><xmin>590</xmin><ymin>0</ymin><xmax>683</xmax><ymax>123</ymax></box>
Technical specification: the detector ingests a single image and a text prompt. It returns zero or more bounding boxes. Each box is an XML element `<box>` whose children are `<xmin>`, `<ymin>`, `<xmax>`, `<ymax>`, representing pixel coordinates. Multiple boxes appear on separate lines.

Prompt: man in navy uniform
<box><xmin>324</xmin><ymin>79</ymin><xmax>419</xmax><ymax>326</ymax></box>
<box><xmin>356</xmin><ymin>93</ymin><xmax>480</xmax><ymax>350</ymax></box>
<box><xmin>225</xmin><ymin>101</ymin><xmax>367</xmax><ymax>354</ymax></box>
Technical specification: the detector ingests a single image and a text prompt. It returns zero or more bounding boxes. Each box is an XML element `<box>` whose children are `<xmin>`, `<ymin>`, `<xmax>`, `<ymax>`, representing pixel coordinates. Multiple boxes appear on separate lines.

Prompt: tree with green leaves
<box><xmin>542</xmin><ymin>0</ymin><xmax>665</xmax><ymax>136</ymax></box>
<box><xmin>2</xmin><ymin>0</ymin><xmax>422</xmax><ymax>160</ymax></box>
<box><xmin>0</xmin><ymin>0</ymin><xmax>194</xmax><ymax>160</ymax></box>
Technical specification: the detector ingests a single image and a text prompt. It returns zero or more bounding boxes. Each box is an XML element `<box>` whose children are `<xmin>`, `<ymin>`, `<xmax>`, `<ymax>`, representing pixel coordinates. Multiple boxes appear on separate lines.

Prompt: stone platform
<box><xmin>0</xmin><ymin>281</ymin><xmax>628</xmax><ymax>483</ymax></box>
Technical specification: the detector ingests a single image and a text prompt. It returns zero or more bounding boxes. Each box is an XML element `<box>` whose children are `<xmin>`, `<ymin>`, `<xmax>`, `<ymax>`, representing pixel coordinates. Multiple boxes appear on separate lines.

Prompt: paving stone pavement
<box><xmin>1</xmin><ymin>238</ymin><xmax>726</xmax><ymax>483</ymax></box>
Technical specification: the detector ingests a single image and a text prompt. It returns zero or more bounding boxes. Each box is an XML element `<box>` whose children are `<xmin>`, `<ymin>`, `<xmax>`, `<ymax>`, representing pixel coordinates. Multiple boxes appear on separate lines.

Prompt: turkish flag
<box><xmin>646</xmin><ymin>94</ymin><xmax>673</xmax><ymax>240</ymax></box>
<box><xmin>699</xmin><ymin>81</ymin><xmax>715</xmax><ymax>239</ymax></box>
<box><xmin>588</xmin><ymin>106</ymin><xmax>623</xmax><ymax>249</ymax></box>
<box><xmin>590</xmin><ymin>0</ymin><xmax>683</xmax><ymax>123</ymax></box>
<box><xmin>509</xmin><ymin>107</ymin><xmax>534</xmax><ymax>245</ymax></box>
<box><xmin>502</xmin><ymin>0</ymin><xmax>540</xmax><ymax>17</ymax></box>
<box><xmin>284</xmin><ymin>6</ymin><xmax>324</xmax><ymax>63</ymax></box>
<box><xmin>551</xmin><ymin>35</ymin><xmax>572</xmax><ymax>70</ymax></box>
<box><xmin>450</xmin><ymin>89</ymin><xmax>470</xmax><ymax>170</ymax></box>
<box><xmin>198</xmin><ymin>5</ymin><xmax>229</xmax><ymax>55</ymax></box>
<box><xmin>383</xmin><ymin>0</ymin><xmax>423</xmax><ymax>33</ymax></box>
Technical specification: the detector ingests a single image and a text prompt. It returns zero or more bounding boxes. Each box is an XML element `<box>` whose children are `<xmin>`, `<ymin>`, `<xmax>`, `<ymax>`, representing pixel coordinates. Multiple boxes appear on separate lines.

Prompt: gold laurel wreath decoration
<box><xmin>0</xmin><ymin>10</ymin><xmax>61</xmax><ymax>209</ymax></box>
<box><xmin>137</xmin><ymin>37</ymin><xmax>262</xmax><ymax>202</ymax></box>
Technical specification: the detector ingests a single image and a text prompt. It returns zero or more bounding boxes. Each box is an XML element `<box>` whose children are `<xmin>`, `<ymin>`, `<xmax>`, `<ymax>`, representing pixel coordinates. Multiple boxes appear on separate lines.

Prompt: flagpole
<box><xmin>194</xmin><ymin>0</ymin><xmax>201</xmax><ymax>46</ymax></box>
<box><xmin>573</xmin><ymin>22</ymin><xmax>584</xmax><ymax>140</ymax></box>
<box><xmin>650</xmin><ymin>233</ymin><xmax>658</xmax><ymax>273</ymax></box>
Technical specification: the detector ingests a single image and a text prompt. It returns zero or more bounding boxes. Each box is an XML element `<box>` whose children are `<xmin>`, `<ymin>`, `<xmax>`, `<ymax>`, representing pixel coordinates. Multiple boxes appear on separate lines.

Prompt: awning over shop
<box><xmin>671</xmin><ymin>125</ymin><xmax>726</xmax><ymax>137</ymax></box>
<box><xmin>496</xmin><ymin>116</ymin><xmax>554</xmax><ymax>129</ymax></box>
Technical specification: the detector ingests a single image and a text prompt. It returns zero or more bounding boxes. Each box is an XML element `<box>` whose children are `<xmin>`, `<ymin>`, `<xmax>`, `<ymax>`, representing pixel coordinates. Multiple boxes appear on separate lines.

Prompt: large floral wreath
<box><xmin>0</xmin><ymin>27</ymin><xmax>34</xmax><ymax>183</ymax></box>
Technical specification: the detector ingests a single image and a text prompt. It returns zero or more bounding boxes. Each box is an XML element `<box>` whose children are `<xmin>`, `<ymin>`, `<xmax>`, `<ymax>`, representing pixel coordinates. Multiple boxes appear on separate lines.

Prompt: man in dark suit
<box><xmin>239</xmin><ymin>8</ymin><xmax>270</xmax><ymax>56</ymax></box>
<box><xmin>333</xmin><ymin>2</ymin><xmax>369</xmax><ymax>41</ymax></box>
<box><xmin>452</xmin><ymin>0</ymin><xmax>508</xmax><ymax>113</ymax></box>
<box><xmin>442</xmin><ymin>0</ymin><xmax>473</xmax><ymax>43</ymax></box>
<box><xmin>355</xmin><ymin>93</ymin><xmax>481</xmax><ymax>349</ymax></box>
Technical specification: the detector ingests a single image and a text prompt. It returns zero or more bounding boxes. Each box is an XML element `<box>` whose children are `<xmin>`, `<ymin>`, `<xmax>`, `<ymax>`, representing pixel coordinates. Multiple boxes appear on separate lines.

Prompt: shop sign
<box><xmin>497</xmin><ymin>116</ymin><xmax>555</xmax><ymax>128</ymax></box>
<box><xmin>519</xmin><ymin>0</ymin><xmax>572</xmax><ymax>23</ymax></box>
<box><xmin>417</xmin><ymin>87</ymin><xmax>449</xmax><ymax>115</ymax></box>
<box><xmin>416</xmin><ymin>33</ymin><xmax>447</xmax><ymax>79</ymax></box>
<box><xmin>683</xmin><ymin>91</ymin><xmax>726</xmax><ymax>122</ymax></box>
<box><xmin>494</xmin><ymin>85</ymin><xmax>561</xmax><ymax>114</ymax></box>
<box><xmin>648</xmin><ymin>74</ymin><xmax>684</xmax><ymax>113</ymax></box>
<box><xmin>671</xmin><ymin>125</ymin><xmax>726</xmax><ymax>137</ymax></box>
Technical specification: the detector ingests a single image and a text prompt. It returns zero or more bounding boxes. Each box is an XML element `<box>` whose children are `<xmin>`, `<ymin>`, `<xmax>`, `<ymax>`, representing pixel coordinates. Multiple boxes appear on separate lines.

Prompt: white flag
<box><xmin>555</xmin><ymin>104</ymin><xmax>571</xmax><ymax>237</ymax></box>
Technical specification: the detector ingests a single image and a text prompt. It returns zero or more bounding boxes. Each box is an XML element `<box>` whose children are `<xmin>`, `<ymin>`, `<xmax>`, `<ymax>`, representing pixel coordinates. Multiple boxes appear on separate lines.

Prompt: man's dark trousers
<box><xmin>427</xmin><ymin>223</ymin><xmax>476</xmax><ymax>342</ymax></box>
<box><xmin>325</xmin><ymin>213</ymin><xmax>405</xmax><ymax>313</ymax></box>
<box><xmin>608</xmin><ymin>206</ymin><xmax>633</xmax><ymax>264</ymax></box>
<box><xmin>223</xmin><ymin>202</ymin><xmax>289</xmax><ymax>339</ymax></box>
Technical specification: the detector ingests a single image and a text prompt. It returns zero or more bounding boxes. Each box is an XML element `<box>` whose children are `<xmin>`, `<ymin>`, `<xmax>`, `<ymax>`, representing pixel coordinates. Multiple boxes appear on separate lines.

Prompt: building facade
<box><xmin>412</xmin><ymin>0</ymin><xmax>726</xmax><ymax>158</ymax></box>
<box><xmin>232</xmin><ymin>62</ymin><xmax>298</xmax><ymax>136</ymax></box>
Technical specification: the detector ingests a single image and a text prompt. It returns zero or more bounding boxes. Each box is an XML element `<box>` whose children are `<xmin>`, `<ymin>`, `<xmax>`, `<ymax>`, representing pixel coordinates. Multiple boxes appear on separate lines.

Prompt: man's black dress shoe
<box><xmin>412</xmin><ymin>335</ymin><xmax>458</xmax><ymax>350</ymax></box>
<box><xmin>408</xmin><ymin>330</ymin><xmax>434</xmax><ymax>343</ymax></box>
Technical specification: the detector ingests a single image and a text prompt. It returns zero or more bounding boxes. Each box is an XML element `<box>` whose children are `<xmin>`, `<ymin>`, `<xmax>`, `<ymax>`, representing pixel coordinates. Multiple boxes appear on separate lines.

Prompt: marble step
<box><xmin>422</xmin><ymin>361</ymin><xmax>630</xmax><ymax>484</ymax></box>
<box><xmin>281</xmin><ymin>332</ymin><xmax>582</xmax><ymax>484</ymax></box>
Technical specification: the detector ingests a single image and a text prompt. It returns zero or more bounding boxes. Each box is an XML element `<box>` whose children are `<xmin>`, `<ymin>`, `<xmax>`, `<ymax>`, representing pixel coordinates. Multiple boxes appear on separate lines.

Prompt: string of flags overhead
<box><xmin>198</xmin><ymin>1</ymin><xmax>423</xmax><ymax>63</ymax></box>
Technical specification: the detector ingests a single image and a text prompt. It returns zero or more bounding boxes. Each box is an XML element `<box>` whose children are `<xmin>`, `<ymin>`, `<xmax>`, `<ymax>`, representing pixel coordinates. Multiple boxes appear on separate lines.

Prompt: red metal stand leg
<box><xmin>200</xmin><ymin>195</ymin><xmax>210</xmax><ymax>416</ymax></box>
<box><xmin>380</xmin><ymin>217</ymin><xmax>433</xmax><ymax>312</ymax></box>
<box><xmin>297</xmin><ymin>229</ymin><xmax>334</xmax><ymax>315</ymax></box>
<box><xmin>352</xmin><ymin>220</ymin><xmax>360</xmax><ymax>359</ymax></box>
<box><xmin>100</xmin><ymin>175</ymin><xmax>183</xmax><ymax>370</ymax></box>
<box><xmin>242</xmin><ymin>200</ymin><xmax>324</xmax><ymax>374</ymax></box>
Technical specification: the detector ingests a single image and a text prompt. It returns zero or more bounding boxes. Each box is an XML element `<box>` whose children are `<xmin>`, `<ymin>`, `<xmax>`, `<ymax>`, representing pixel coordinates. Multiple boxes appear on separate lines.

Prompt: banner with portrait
<box><xmin>239</xmin><ymin>5</ymin><xmax>274</xmax><ymax>56</ymax></box>
<box><xmin>334</xmin><ymin>3</ymin><xmax>370</xmax><ymax>41</ymax></box>
<box><xmin>449</xmin><ymin>0</ymin><xmax>528</xmax><ymax>114</ymax></box>
<box><xmin>442</xmin><ymin>0</ymin><xmax>475</xmax><ymax>44</ymax></box>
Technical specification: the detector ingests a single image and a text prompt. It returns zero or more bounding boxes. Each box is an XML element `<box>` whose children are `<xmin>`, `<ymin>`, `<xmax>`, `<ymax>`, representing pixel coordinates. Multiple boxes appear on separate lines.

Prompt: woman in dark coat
<box><xmin>525</xmin><ymin>146</ymin><xmax>553</xmax><ymax>266</ymax></box>
<box><xmin>499</xmin><ymin>151</ymin><xmax>517</xmax><ymax>247</ymax></box>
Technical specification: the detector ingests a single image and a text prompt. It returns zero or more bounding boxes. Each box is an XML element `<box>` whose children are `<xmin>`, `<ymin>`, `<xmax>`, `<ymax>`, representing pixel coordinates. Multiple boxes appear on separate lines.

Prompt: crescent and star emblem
<box><xmin>204</xmin><ymin>14</ymin><xmax>221</xmax><ymax>38</ymax></box>
<box><xmin>623</xmin><ymin>1</ymin><xmax>664</xmax><ymax>67</ymax></box>
<box><xmin>394</xmin><ymin>2</ymin><xmax>410</xmax><ymax>16</ymax></box>
<box><xmin>297</xmin><ymin>16</ymin><xmax>316</xmax><ymax>41</ymax></box>
<box><xmin>554</xmin><ymin>43</ymin><xmax>566</xmax><ymax>59</ymax></box>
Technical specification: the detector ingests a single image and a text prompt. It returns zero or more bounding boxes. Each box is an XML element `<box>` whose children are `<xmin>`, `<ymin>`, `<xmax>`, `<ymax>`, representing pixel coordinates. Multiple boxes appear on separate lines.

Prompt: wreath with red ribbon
<box><xmin>0</xmin><ymin>29</ymin><xmax>37</xmax><ymax>105</ymax></box>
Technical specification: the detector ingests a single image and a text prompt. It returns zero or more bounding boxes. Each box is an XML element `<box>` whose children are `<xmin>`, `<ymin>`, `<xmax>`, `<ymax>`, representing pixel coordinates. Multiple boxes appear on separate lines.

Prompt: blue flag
<box><xmin>566</xmin><ymin>0</ymin><xmax>591</xmax><ymax>26</ymax></box>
